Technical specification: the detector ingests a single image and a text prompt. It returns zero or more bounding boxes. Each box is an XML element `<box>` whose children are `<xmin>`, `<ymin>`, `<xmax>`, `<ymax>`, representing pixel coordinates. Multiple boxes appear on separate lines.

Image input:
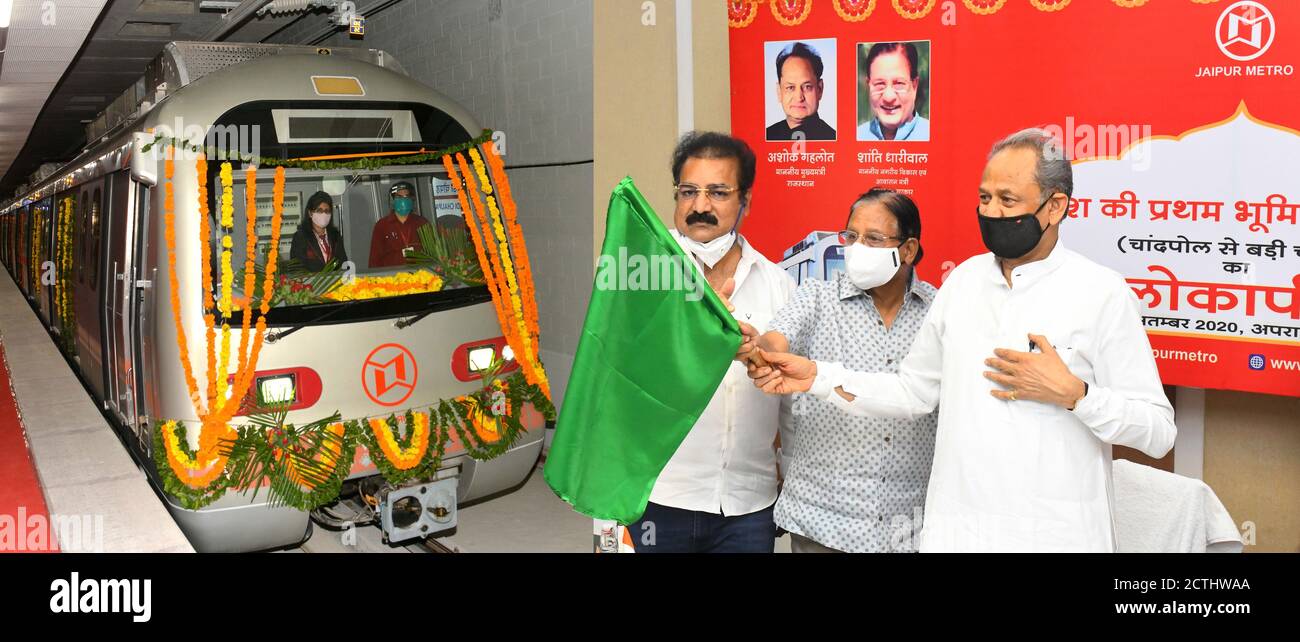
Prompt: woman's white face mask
<box><xmin>844</xmin><ymin>243</ymin><xmax>900</xmax><ymax>291</ymax></box>
<box><xmin>311</xmin><ymin>212</ymin><xmax>331</xmax><ymax>229</ymax></box>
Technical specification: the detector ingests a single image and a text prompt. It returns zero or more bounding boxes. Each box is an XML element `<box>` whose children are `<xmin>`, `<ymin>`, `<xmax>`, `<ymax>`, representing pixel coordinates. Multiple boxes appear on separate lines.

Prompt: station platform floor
<box><xmin>0</xmin><ymin>275</ymin><xmax>193</xmax><ymax>553</ymax></box>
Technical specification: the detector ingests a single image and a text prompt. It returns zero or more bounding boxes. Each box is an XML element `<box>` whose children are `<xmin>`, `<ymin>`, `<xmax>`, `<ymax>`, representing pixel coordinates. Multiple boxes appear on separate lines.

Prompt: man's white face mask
<box><xmin>671</xmin><ymin>228</ymin><xmax>736</xmax><ymax>269</ymax></box>
<box><xmin>843</xmin><ymin>243</ymin><xmax>900</xmax><ymax>291</ymax></box>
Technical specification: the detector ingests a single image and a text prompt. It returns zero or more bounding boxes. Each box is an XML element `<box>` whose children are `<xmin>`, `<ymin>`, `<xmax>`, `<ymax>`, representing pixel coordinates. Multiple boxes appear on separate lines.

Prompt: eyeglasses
<box><xmin>838</xmin><ymin>230</ymin><xmax>904</xmax><ymax>247</ymax></box>
<box><xmin>674</xmin><ymin>185</ymin><xmax>741</xmax><ymax>203</ymax></box>
<box><xmin>869</xmin><ymin>80</ymin><xmax>913</xmax><ymax>96</ymax></box>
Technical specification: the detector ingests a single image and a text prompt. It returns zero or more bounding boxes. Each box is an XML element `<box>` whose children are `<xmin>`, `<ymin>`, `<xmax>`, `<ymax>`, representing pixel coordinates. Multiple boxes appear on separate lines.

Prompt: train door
<box><xmin>74</xmin><ymin>181</ymin><xmax>107</xmax><ymax>401</ymax></box>
<box><xmin>131</xmin><ymin>181</ymin><xmax>157</xmax><ymax>448</ymax></box>
<box><xmin>104</xmin><ymin>172</ymin><xmax>139</xmax><ymax>428</ymax></box>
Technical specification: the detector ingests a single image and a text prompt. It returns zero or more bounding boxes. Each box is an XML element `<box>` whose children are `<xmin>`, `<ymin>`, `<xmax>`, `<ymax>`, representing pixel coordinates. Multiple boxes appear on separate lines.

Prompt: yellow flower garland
<box><xmin>55</xmin><ymin>197</ymin><xmax>75</xmax><ymax>338</ymax></box>
<box><xmin>161</xmin><ymin>419</ymin><xmax>236</xmax><ymax>489</ymax></box>
<box><xmin>30</xmin><ymin>207</ymin><xmax>42</xmax><ymax>294</ymax></box>
<box><xmin>323</xmin><ymin>270</ymin><xmax>444</xmax><ymax>302</ymax></box>
<box><xmin>161</xmin><ymin>149</ymin><xmax>283</xmax><ymax>490</ymax></box>
<box><xmin>216</xmin><ymin>162</ymin><xmax>235</xmax><ymax>403</ymax></box>
<box><xmin>468</xmin><ymin>149</ymin><xmax>548</xmax><ymax>395</ymax></box>
<box><xmin>367</xmin><ymin>411</ymin><xmax>432</xmax><ymax>470</ymax></box>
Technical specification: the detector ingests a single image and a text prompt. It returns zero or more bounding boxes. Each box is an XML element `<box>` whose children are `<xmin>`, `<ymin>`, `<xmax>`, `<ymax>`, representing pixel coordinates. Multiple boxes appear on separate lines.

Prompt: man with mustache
<box><xmin>857</xmin><ymin>42</ymin><xmax>930</xmax><ymax>142</ymax></box>
<box><xmin>766</xmin><ymin>42</ymin><xmax>837</xmax><ymax>142</ymax></box>
<box><xmin>628</xmin><ymin>131</ymin><xmax>795</xmax><ymax>553</ymax></box>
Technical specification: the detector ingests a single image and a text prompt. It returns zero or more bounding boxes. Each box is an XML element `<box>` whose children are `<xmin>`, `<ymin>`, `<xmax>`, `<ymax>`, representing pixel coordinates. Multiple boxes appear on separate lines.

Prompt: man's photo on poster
<box><xmin>765</xmin><ymin>38</ymin><xmax>838</xmax><ymax>142</ymax></box>
<box><xmin>857</xmin><ymin>41</ymin><xmax>931</xmax><ymax>142</ymax></box>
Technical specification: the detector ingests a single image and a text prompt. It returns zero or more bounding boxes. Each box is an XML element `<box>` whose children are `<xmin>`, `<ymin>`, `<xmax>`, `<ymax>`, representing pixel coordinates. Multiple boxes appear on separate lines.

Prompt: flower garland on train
<box><xmin>154</xmin><ymin>371</ymin><xmax>555</xmax><ymax>510</ymax></box>
<box><xmin>149</xmin><ymin>134</ymin><xmax>554</xmax><ymax>510</ymax></box>
<box><xmin>55</xmin><ymin>197</ymin><xmax>77</xmax><ymax>353</ymax></box>
<box><xmin>29</xmin><ymin>205</ymin><xmax>43</xmax><ymax>294</ymax></box>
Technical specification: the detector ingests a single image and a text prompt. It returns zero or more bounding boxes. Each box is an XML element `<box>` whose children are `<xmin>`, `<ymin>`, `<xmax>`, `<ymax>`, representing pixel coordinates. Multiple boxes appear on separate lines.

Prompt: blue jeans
<box><xmin>629</xmin><ymin>502</ymin><xmax>776</xmax><ymax>553</ymax></box>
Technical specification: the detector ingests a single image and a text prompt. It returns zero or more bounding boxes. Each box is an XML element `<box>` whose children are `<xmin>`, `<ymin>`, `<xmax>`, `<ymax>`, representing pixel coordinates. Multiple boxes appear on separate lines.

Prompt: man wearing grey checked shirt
<box><xmin>736</xmin><ymin>188</ymin><xmax>938</xmax><ymax>552</ymax></box>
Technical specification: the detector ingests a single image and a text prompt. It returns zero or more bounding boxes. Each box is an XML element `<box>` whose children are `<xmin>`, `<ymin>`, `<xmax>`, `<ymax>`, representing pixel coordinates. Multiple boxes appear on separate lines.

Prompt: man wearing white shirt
<box><xmin>749</xmin><ymin>128</ymin><xmax>1176</xmax><ymax>552</ymax></box>
<box><xmin>631</xmin><ymin>131</ymin><xmax>794</xmax><ymax>553</ymax></box>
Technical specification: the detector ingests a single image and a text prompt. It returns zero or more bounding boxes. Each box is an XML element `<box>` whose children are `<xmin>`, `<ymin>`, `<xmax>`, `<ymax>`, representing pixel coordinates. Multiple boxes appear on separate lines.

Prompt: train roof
<box><xmin>2</xmin><ymin>41</ymin><xmax>481</xmax><ymax>214</ymax></box>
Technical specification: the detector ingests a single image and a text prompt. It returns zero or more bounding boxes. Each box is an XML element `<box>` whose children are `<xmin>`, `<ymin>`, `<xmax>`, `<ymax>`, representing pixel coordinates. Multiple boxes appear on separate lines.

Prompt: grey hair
<box><xmin>987</xmin><ymin>127</ymin><xmax>1073</xmax><ymax>201</ymax></box>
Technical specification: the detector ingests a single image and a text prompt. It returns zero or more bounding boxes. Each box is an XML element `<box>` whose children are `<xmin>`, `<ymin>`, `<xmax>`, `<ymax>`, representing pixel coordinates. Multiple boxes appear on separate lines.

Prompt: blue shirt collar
<box><xmin>870</xmin><ymin>115</ymin><xmax>920</xmax><ymax>140</ymax></box>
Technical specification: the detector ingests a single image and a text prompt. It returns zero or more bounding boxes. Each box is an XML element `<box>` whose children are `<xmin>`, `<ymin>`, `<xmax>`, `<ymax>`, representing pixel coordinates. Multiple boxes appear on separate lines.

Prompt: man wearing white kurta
<box><xmin>749</xmin><ymin>128</ymin><xmax>1177</xmax><ymax>552</ymax></box>
<box><xmin>630</xmin><ymin>131</ymin><xmax>794</xmax><ymax>553</ymax></box>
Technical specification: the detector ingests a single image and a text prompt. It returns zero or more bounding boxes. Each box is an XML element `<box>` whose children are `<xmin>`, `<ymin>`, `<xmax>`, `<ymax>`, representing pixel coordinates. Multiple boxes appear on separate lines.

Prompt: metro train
<box><xmin>0</xmin><ymin>42</ymin><xmax>547</xmax><ymax>552</ymax></box>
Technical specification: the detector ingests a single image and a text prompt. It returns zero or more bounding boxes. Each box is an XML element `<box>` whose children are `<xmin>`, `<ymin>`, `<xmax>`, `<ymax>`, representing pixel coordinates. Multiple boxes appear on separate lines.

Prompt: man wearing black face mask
<box><xmin>747</xmin><ymin>128</ymin><xmax>1177</xmax><ymax>553</ymax></box>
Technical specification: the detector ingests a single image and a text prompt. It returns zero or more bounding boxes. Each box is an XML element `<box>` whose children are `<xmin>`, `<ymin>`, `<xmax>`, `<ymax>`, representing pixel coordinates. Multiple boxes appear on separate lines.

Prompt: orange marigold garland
<box><xmin>198</xmin><ymin>154</ymin><xmax>218</xmax><ymax>405</ymax></box>
<box><xmin>481</xmin><ymin>144</ymin><xmax>542</xmax><ymax>355</ymax></box>
<box><xmin>160</xmin><ymin>420</ymin><xmax>235</xmax><ymax>489</ymax></box>
<box><xmin>215</xmin><ymin>163</ymin><xmax>237</xmax><ymax>406</ymax></box>
<box><xmin>157</xmin><ymin>155</ymin><xmax>283</xmax><ymax>502</ymax></box>
<box><xmin>472</xmin><ymin>147</ymin><xmax>549</xmax><ymax>398</ymax></box>
<box><xmin>226</xmin><ymin>165</ymin><xmax>260</xmax><ymax>417</ymax></box>
<box><xmin>447</xmin><ymin>156</ymin><xmax>515</xmax><ymax>364</ymax></box>
<box><xmin>456</xmin><ymin>153</ymin><xmax>525</xmax><ymax>369</ymax></box>
<box><xmin>357</xmin><ymin>410</ymin><xmax>447</xmax><ymax>485</ymax></box>
<box><xmin>469</xmin><ymin>151</ymin><xmax>532</xmax><ymax>366</ymax></box>
<box><xmin>224</xmin><ymin>166</ymin><xmax>284</xmax><ymax>427</ymax></box>
<box><xmin>163</xmin><ymin>146</ymin><xmax>206</xmax><ymax>417</ymax></box>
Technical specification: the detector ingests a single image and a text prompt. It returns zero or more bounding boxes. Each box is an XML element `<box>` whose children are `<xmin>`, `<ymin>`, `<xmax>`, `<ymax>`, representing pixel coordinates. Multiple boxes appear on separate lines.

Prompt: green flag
<box><xmin>544</xmin><ymin>177</ymin><xmax>740</xmax><ymax>524</ymax></box>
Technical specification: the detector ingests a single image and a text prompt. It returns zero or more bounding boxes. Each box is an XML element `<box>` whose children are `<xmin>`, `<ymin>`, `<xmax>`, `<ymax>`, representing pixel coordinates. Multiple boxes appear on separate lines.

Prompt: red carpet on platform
<box><xmin>0</xmin><ymin>341</ymin><xmax>57</xmax><ymax>552</ymax></box>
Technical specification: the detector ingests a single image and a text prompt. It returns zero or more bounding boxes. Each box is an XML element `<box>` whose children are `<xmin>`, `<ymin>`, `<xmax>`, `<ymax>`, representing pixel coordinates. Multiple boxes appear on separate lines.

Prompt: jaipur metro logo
<box><xmin>1217</xmin><ymin>1</ymin><xmax>1275</xmax><ymax>62</ymax></box>
<box><xmin>362</xmin><ymin>343</ymin><xmax>419</xmax><ymax>407</ymax></box>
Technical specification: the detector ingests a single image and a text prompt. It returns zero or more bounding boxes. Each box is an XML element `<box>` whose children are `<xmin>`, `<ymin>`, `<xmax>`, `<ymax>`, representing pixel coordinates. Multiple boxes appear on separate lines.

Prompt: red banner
<box><xmin>729</xmin><ymin>0</ymin><xmax>1300</xmax><ymax>396</ymax></box>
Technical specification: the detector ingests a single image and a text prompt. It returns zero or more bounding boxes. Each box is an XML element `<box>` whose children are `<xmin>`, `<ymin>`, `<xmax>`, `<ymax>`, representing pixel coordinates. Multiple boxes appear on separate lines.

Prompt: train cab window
<box><xmin>220</xmin><ymin>168</ymin><xmax>478</xmax><ymax>312</ymax></box>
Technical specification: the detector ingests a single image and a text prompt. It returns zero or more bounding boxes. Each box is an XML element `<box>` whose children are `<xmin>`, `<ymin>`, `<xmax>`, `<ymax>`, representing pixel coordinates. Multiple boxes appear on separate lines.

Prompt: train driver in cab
<box><xmin>368</xmin><ymin>181</ymin><xmax>432</xmax><ymax>268</ymax></box>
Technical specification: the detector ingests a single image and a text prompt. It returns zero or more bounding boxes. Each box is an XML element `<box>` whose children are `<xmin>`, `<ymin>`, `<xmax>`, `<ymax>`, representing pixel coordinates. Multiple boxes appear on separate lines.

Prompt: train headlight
<box><xmin>466</xmin><ymin>345</ymin><xmax>496</xmax><ymax>373</ymax></box>
<box><xmin>451</xmin><ymin>338</ymin><xmax>520</xmax><ymax>382</ymax></box>
<box><xmin>257</xmin><ymin>374</ymin><xmax>297</xmax><ymax>405</ymax></box>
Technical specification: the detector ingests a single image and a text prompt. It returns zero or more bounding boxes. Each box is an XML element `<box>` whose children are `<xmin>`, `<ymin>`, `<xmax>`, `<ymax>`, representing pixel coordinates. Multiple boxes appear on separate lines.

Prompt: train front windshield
<box><xmin>219</xmin><ymin>168</ymin><xmax>488</xmax><ymax>322</ymax></box>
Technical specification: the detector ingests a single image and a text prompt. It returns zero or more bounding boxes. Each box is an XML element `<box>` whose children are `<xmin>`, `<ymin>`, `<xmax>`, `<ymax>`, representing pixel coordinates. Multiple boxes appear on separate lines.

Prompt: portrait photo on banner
<box><xmin>765</xmin><ymin>37</ymin><xmax>838</xmax><ymax>143</ymax></box>
<box><xmin>857</xmin><ymin>40</ymin><xmax>931</xmax><ymax>142</ymax></box>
